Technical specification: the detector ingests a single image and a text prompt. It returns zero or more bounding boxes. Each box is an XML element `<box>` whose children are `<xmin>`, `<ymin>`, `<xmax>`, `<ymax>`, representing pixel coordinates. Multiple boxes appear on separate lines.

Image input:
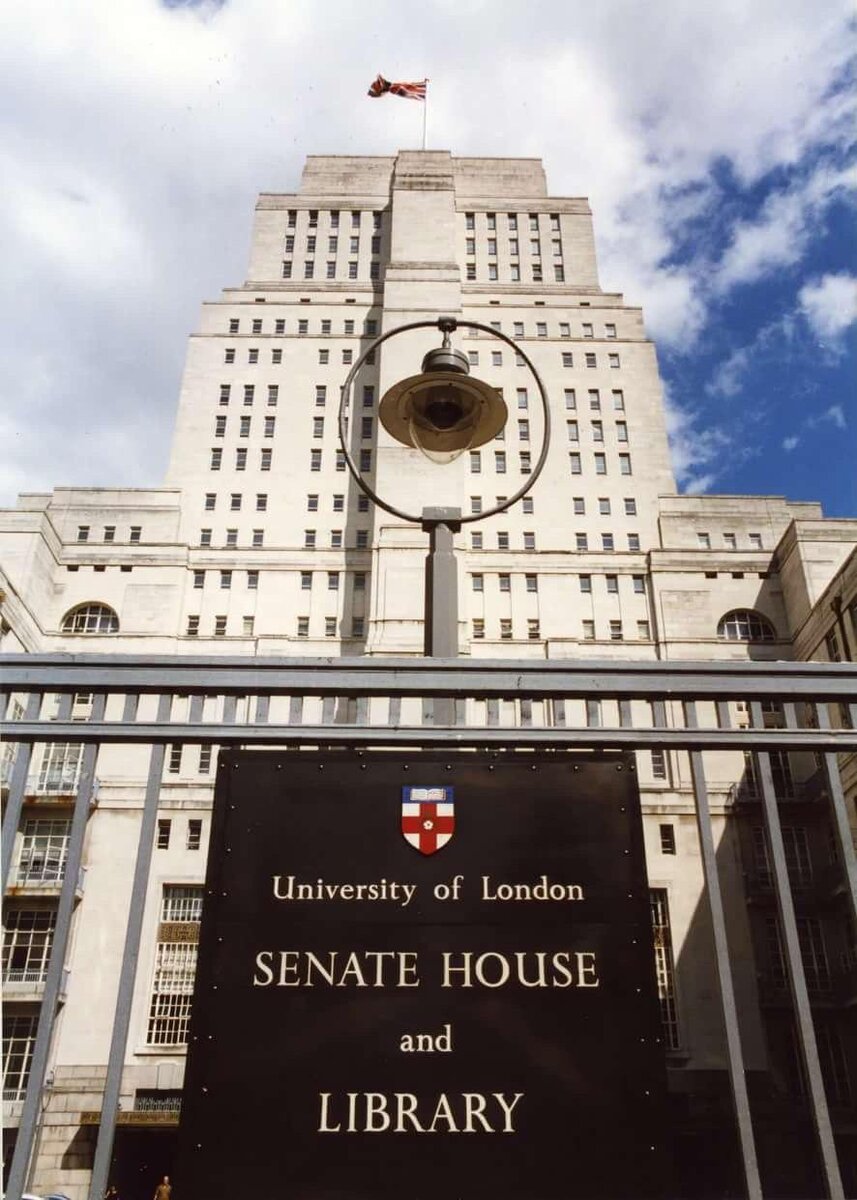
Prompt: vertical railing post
<box><xmin>1</xmin><ymin>693</ymin><xmax>43</xmax><ymax>889</ymax></box>
<box><xmin>813</xmin><ymin>703</ymin><xmax>857</xmax><ymax>930</ymax></box>
<box><xmin>685</xmin><ymin>701</ymin><xmax>762</xmax><ymax>1200</ymax></box>
<box><xmin>5</xmin><ymin>695</ymin><xmax>106</xmax><ymax>1200</ymax></box>
<box><xmin>750</xmin><ymin>702</ymin><xmax>844</xmax><ymax>1199</ymax></box>
<box><xmin>88</xmin><ymin>694</ymin><xmax>172</xmax><ymax>1200</ymax></box>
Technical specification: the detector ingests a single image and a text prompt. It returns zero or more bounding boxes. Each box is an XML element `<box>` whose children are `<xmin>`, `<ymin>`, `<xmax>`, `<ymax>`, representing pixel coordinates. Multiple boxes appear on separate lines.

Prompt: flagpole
<box><xmin>422</xmin><ymin>81</ymin><xmax>429</xmax><ymax>150</ymax></box>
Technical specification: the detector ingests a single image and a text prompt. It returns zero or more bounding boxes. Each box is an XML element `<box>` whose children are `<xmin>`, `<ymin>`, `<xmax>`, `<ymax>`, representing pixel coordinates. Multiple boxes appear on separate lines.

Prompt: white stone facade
<box><xmin>1</xmin><ymin>151</ymin><xmax>855</xmax><ymax>1198</ymax></box>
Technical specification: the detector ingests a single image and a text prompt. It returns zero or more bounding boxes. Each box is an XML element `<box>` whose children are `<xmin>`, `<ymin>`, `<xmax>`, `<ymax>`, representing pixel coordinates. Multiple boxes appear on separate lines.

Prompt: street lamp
<box><xmin>338</xmin><ymin>316</ymin><xmax>551</xmax><ymax>658</ymax></box>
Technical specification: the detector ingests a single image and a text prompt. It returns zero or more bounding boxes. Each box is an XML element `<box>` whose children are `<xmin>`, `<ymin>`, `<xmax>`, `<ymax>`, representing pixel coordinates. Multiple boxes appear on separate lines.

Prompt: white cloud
<box><xmin>799</xmin><ymin>273</ymin><xmax>857</xmax><ymax>343</ymax></box>
<box><xmin>0</xmin><ymin>0</ymin><xmax>854</xmax><ymax>500</ymax></box>
<box><xmin>663</xmin><ymin>392</ymin><xmax>735</xmax><ymax>493</ymax></box>
<box><xmin>782</xmin><ymin>436</ymin><xmax>800</xmax><ymax>452</ymax></box>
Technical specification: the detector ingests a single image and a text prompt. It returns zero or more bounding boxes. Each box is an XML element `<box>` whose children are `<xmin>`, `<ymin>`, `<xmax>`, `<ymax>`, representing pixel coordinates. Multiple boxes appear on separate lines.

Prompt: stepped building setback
<box><xmin>1</xmin><ymin>151</ymin><xmax>856</xmax><ymax>1198</ymax></box>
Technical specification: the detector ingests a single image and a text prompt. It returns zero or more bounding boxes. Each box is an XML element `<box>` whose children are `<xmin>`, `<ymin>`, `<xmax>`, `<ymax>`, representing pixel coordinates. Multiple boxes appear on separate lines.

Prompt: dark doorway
<box><xmin>110</xmin><ymin>1128</ymin><xmax>177</xmax><ymax>1200</ymax></box>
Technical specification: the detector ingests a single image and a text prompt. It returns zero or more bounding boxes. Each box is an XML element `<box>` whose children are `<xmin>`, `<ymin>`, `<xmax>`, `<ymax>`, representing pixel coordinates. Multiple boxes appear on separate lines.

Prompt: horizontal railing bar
<box><xmin>1</xmin><ymin>654</ymin><xmax>856</xmax><ymax>701</ymax></box>
<box><xmin>2</xmin><ymin>722</ymin><xmax>856</xmax><ymax>751</ymax></box>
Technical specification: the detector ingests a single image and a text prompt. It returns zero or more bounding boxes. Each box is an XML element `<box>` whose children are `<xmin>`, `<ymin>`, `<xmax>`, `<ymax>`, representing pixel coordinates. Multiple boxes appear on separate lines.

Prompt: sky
<box><xmin>1</xmin><ymin>0</ymin><xmax>855</xmax><ymax>514</ymax></box>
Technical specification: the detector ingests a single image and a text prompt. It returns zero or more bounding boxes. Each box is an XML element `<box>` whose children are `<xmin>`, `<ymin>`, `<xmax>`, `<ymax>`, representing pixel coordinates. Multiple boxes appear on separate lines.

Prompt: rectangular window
<box><xmin>325</xmin><ymin>617</ymin><xmax>337</xmax><ymax>638</ymax></box>
<box><xmin>260</xmin><ymin>449</ymin><xmax>272</xmax><ymax>471</ymax></box>
<box><xmin>569</xmin><ymin>452</ymin><xmax>582</xmax><ymax>474</ymax></box>
<box><xmin>697</xmin><ymin>532</ymin><xmax>711</xmax><ymax>549</ymax></box>
<box><xmin>264</xmin><ymin>416</ymin><xmax>275</xmax><ymax>437</ymax></box>
<box><xmin>609</xmin><ymin>620</ymin><xmax>623</xmax><ymax>641</ymax></box>
<box><xmin>239</xmin><ymin>415</ymin><xmax>251</xmax><ymax>437</ymax></box>
<box><xmin>470</xmin><ymin>450</ymin><xmax>482</xmax><ymax>474</ymax></box>
<box><xmin>310</xmin><ymin>448</ymin><xmax>322</xmax><ymax>471</ymax></box>
<box><xmin>359</xmin><ymin>450</ymin><xmax>372</xmax><ymax>472</ymax></box>
<box><xmin>594</xmin><ymin>453</ymin><xmax>607</xmax><ymax>475</ymax></box>
<box><xmin>247</xmin><ymin>570</ymin><xmax>259</xmax><ymax>589</ymax></box>
<box><xmin>77</xmin><ymin>526</ymin><xmax>89</xmax><ymax>542</ymax></box>
<box><xmin>602</xmin><ymin>533</ymin><xmax>615</xmax><ymax>551</ymax></box>
<box><xmin>573</xmin><ymin>497</ymin><xmax>585</xmax><ymax>515</ymax></box>
<box><xmin>567</xmin><ymin>420</ymin><xmax>579</xmax><ymax>442</ymax></box>
<box><xmin>297</xmin><ymin>616</ymin><xmax>309</xmax><ymax>638</ymax></box>
<box><xmin>357</xmin><ymin>494</ymin><xmax>369</xmax><ymax>513</ymax></box>
<box><xmin>495</xmin><ymin>451</ymin><xmax>507</xmax><ymax>474</ymax></box>
<box><xmin>616</xmin><ymin>422</ymin><xmax>628</xmax><ymax>443</ymax></box>
<box><xmin>275</xmin><ymin>319</ymin><xmax>285</xmax><ymax>334</ymax></box>
<box><xmin>585</xmin><ymin>353</ymin><xmax>597</xmax><ymax>368</ymax></box>
<box><xmin>318</xmin><ymin>349</ymin><xmax>329</xmax><ymax>365</ymax></box>
<box><xmin>525</xmin><ymin>574</ymin><xmax>538</xmax><ymax>593</ymax></box>
<box><xmin>256</xmin><ymin>493</ymin><xmax>268</xmax><ymax>512</ymax></box>
<box><xmin>354</xmin><ymin>572</ymin><xmax>367</xmax><ymax>592</ymax></box>
<box><xmin>472</xmin><ymin>619</ymin><xmax>485</xmax><ymax>640</ymax></box>
<box><xmin>304</xmin><ymin>530</ymin><xmax>316</xmax><ymax>549</ymax></box>
<box><xmin>130</xmin><ymin>528</ymin><xmax>141</xmax><ymax>546</ymax></box>
<box><xmin>522</xmin><ymin>496</ymin><xmax>534</xmax><ymax>514</ymax></box>
<box><xmin>624</xmin><ymin>498</ymin><xmax>637</xmax><ymax>516</ymax></box>
<box><xmin>582</xmin><ymin>620</ymin><xmax>595</xmax><ymax>640</ymax></box>
<box><xmin>748</xmin><ymin>533</ymin><xmax>763</xmax><ymax>549</ymax></box>
<box><xmin>470</xmin><ymin>496</ymin><xmax>482</xmax><ymax>515</ymax></box>
<box><xmin>520</xmin><ymin>452</ymin><xmax>531</xmax><ymax>474</ymax></box>
<box><xmin>167</xmin><ymin>744</ymin><xmax>182</xmax><ymax>774</ymax></box>
<box><xmin>235</xmin><ymin>448</ymin><xmax>247</xmax><ymax>470</ymax></box>
<box><xmin>527</xmin><ymin>619</ymin><xmax>540</xmax><ymax>640</ymax></box>
<box><xmin>606</xmin><ymin>575</ymin><xmax>619</xmax><ymax>594</ymax></box>
<box><xmin>328</xmin><ymin>571</ymin><xmax>340</xmax><ymax>591</ymax></box>
<box><xmin>186</xmin><ymin>616</ymin><xmax>199</xmax><ymax>636</ymax></box>
<box><xmin>499</xmin><ymin>573</ymin><xmax>511</xmax><ymax>593</ymax></box>
<box><xmin>523</xmin><ymin>531</ymin><xmax>536</xmax><ymax>550</ymax></box>
<box><xmin>599</xmin><ymin>497</ymin><xmax>611</xmax><ymax>515</ymax></box>
<box><xmin>210</xmin><ymin>448</ymin><xmax>222</xmax><ymax>470</ymax></box>
<box><xmin>564</xmin><ymin>389</ymin><xmax>576</xmax><ymax>410</ymax></box>
<box><xmin>633</xmin><ymin>575</ymin><xmax>645</xmax><ymax>594</ymax></box>
<box><xmin>335</xmin><ymin>449</ymin><xmax>345</xmax><ymax>472</ymax></box>
<box><xmin>497</xmin><ymin>532</ymin><xmax>510</xmax><ymax>550</ymax></box>
<box><xmin>225</xmin><ymin>348</ymin><xmax>235</xmax><ymax>363</ymax></box>
<box><xmin>608</xmin><ymin>354</ymin><xmax>620</xmax><ymax>368</ymax></box>
<box><xmin>331</xmin><ymin>530</ymin><xmax>343</xmax><ymax>548</ymax></box>
<box><xmin>472</xmin><ymin>574</ymin><xmax>484</xmax><ymax>593</ymax></box>
<box><xmin>281</xmin><ymin>262</ymin><xmax>292</xmax><ymax>279</ymax></box>
<box><xmin>627</xmin><ymin>533</ymin><xmax>640</xmax><ymax>551</ymax></box>
<box><xmin>579</xmin><ymin>574</ymin><xmax>592</xmax><ymax>593</ymax></box>
<box><xmin>220</xmin><ymin>570</ymin><xmax>232</xmax><ymax>588</ymax></box>
<box><xmin>199</xmin><ymin>529</ymin><xmax>212</xmax><ymax>547</ymax></box>
<box><xmin>355</xmin><ymin>530</ymin><xmax>369</xmax><ymax>549</ymax></box>
<box><xmin>187</xmin><ymin>819</ymin><xmax>202</xmax><ymax>850</ymax></box>
<box><xmin>146</xmin><ymin>938</ymin><xmax>198</xmax><ymax>1046</ymax></box>
<box><xmin>637</xmin><ymin>620</ymin><xmax>650</xmax><ymax>639</ymax></box>
<box><xmin>248</xmin><ymin>349</ymin><xmax>258</xmax><ymax>365</ymax></box>
<box><xmin>272</xmin><ymin>349</ymin><xmax>282</xmax><ymax>364</ymax></box>
<box><xmin>583</xmin><ymin>323</ymin><xmax>594</xmax><ymax>339</ymax></box>
<box><xmin>252</xmin><ymin>530</ymin><xmax>263</xmax><ymax>548</ymax></box>
<box><xmin>332</xmin><ymin>494</ymin><xmax>344</xmax><ymax>513</ymax></box>
<box><xmin>500</xmin><ymin>619</ymin><xmax>513</xmax><ymax>641</ymax></box>
<box><xmin>576</xmin><ymin>533</ymin><xmax>588</xmax><ymax>552</ymax></box>
<box><xmin>592</xmin><ymin>421</ymin><xmax>604</xmax><ymax>442</ymax></box>
<box><xmin>267</xmin><ymin>385</ymin><xmax>279</xmax><ymax>407</ymax></box>
<box><xmin>619</xmin><ymin>454</ymin><xmax>632</xmax><ymax>475</ymax></box>
<box><xmin>589</xmin><ymin>390</ymin><xmax>600</xmax><ymax>410</ymax></box>
<box><xmin>361</xmin><ymin>417</ymin><xmax>373</xmax><ymax>439</ymax></box>
<box><xmin>230</xmin><ymin>493</ymin><xmax>241</xmax><ymax>511</ymax></box>
<box><xmin>612</xmin><ymin>390</ymin><xmax>625</xmax><ymax>410</ymax></box>
<box><xmin>562</xmin><ymin>352</ymin><xmax>573</xmax><ymax>368</ymax></box>
<box><xmin>157</xmin><ymin>819</ymin><xmax>171</xmax><ymax>849</ymax></box>
<box><xmin>104</xmin><ymin>524</ymin><xmax>116</xmax><ymax>540</ymax></box>
<box><xmin>516</xmin><ymin>388</ymin><xmax>528</xmax><ymax>410</ymax></box>
<box><xmin>471</xmin><ymin>532</ymin><xmax>483</xmax><ymax>550</ymax></box>
<box><xmin>605</xmin><ymin>324</ymin><xmax>617</xmax><ymax>339</ymax></box>
<box><xmin>215</xmin><ymin>415</ymin><xmax>227</xmax><ymax>438</ymax></box>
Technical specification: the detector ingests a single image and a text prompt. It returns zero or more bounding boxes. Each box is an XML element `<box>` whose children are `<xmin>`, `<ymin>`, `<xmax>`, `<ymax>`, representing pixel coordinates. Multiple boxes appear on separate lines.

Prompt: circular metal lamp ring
<box><xmin>337</xmin><ymin>317</ymin><xmax>552</xmax><ymax>526</ymax></box>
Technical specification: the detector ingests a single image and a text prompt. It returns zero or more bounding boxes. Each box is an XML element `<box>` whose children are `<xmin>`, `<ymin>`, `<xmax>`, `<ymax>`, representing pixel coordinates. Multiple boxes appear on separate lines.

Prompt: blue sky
<box><xmin>1</xmin><ymin>0</ymin><xmax>854</xmax><ymax>514</ymax></box>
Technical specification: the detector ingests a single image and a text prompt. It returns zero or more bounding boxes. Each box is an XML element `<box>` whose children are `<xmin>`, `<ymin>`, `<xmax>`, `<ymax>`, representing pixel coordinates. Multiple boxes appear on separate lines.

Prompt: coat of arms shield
<box><xmin>401</xmin><ymin>786</ymin><xmax>455</xmax><ymax>855</ymax></box>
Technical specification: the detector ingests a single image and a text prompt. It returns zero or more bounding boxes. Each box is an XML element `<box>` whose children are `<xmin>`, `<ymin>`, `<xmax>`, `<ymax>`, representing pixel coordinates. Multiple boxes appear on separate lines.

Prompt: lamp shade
<box><xmin>379</xmin><ymin>355</ymin><xmax>508</xmax><ymax>464</ymax></box>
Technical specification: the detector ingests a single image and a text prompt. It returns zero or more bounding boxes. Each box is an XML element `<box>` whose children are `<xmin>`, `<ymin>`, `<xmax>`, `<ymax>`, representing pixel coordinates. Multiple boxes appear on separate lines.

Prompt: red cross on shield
<box><xmin>401</xmin><ymin>786</ymin><xmax>455</xmax><ymax>855</ymax></box>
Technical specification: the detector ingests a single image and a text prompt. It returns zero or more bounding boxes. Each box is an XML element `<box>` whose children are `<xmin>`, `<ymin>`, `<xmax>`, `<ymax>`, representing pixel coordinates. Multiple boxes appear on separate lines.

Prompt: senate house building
<box><xmin>1</xmin><ymin>151</ymin><xmax>856</xmax><ymax>1199</ymax></box>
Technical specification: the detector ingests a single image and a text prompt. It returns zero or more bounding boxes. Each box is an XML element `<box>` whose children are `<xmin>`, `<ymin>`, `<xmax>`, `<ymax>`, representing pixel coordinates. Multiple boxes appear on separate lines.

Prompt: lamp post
<box><xmin>338</xmin><ymin>316</ymin><xmax>551</xmax><ymax>659</ymax></box>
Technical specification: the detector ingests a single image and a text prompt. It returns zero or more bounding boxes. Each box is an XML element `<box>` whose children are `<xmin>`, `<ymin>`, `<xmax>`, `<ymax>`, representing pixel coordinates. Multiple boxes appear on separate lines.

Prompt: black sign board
<box><xmin>177</xmin><ymin>751</ymin><xmax>670</xmax><ymax>1199</ymax></box>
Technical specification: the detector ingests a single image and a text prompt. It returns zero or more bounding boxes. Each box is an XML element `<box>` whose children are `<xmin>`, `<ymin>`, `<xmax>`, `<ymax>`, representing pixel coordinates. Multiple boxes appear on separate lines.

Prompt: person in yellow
<box><xmin>153</xmin><ymin>1176</ymin><xmax>171</xmax><ymax>1200</ymax></box>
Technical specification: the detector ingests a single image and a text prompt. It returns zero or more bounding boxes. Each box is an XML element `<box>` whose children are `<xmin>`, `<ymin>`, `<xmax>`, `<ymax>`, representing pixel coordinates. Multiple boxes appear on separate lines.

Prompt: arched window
<box><xmin>61</xmin><ymin>603</ymin><xmax>119</xmax><ymax>635</ymax></box>
<box><xmin>717</xmin><ymin>609</ymin><xmax>775</xmax><ymax>642</ymax></box>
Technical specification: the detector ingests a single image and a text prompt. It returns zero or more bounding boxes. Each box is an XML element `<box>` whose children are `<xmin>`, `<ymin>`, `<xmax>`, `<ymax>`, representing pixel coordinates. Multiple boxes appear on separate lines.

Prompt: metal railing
<box><xmin>1</xmin><ymin>652</ymin><xmax>856</xmax><ymax>1200</ymax></box>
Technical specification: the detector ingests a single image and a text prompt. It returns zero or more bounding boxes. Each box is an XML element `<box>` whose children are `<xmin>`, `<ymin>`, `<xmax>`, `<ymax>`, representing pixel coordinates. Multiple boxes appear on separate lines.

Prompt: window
<box><xmin>229</xmin><ymin>493</ymin><xmax>241</xmax><ymax>512</ymax></box>
<box><xmin>332</xmin><ymin>494</ymin><xmax>345</xmax><ymax>513</ymax></box>
<box><xmin>582</xmin><ymin>323</ymin><xmax>594</xmax><ymax>339</ymax></box>
<box><xmin>717</xmin><ymin>609</ymin><xmax>776</xmax><ymax>642</ymax></box>
<box><xmin>252</xmin><ymin>530</ymin><xmax>264</xmax><ymax>548</ymax></box>
<box><xmin>235</xmin><ymin>448</ymin><xmax>247</xmax><ymax>470</ymax></box>
<box><xmin>627</xmin><ymin>533</ymin><xmax>640</xmax><ymax>551</ymax></box>
<box><xmin>305</xmin><ymin>530</ymin><xmax>316</xmax><ymax>549</ymax></box>
<box><xmin>470</xmin><ymin>450</ymin><xmax>482</xmax><ymax>474</ymax></box>
<box><xmin>335</xmin><ymin>449</ymin><xmax>345</xmax><ymax>472</ymax></box>
<box><xmin>606</xmin><ymin>575</ymin><xmax>618</xmax><ymax>594</ymax></box>
<box><xmin>351</xmin><ymin>211</ymin><xmax>360</xmax><ymax>228</ymax></box>
<box><xmin>264</xmin><ymin>416</ymin><xmax>276</xmax><ymax>438</ymax></box>
<box><xmin>239</xmin><ymin>415</ymin><xmax>251</xmax><ymax>437</ymax></box>
<box><xmin>272</xmin><ymin>349</ymin><xmax>282</xmax><ymax>364</ymax></box>
<box><xmin>632</xmin><ymin>575</ymin><xmax>645</xmax><ymax>594</ymax></box>
<box><xmin>325</xmin><ymin>617</ymin><xmax>337</xmax><ymax>638</ymax></box>
<box><xmin>185</xmin><ymin>819</ymin><xmax>203</xmax><ymax>851</ymax></box>
<box><xmin>199</xmin><ymin>529</ymin><xmax>212</xmax><ymax>547</ymax></box>
<box><xmin>562</xmin><ymin>352</ymin><xmax>573</xmax><ymax>368</ymax></box>
<box><xmin>605</xmin><ymin>324</ymin><xmax>617</xmax><ymax>339</ymax></box>
<box><xmin>536</xmin><ymin>322</ymin><xmax>547</xmax><ymax>339</ymax></box>
<box><xmin>357</xmin><ymin>494</ymin><xmax>369</xmax><ymax>512</ymax></box>
<box><xmin>61</xmin><ymin>603</ymin><xmax>119</xmax><ymax>634</ymax></box>
<box><xmin>167</xmin><ymin>744</ymin><xmax>182</xmax><ymax>774</ymax></box>
<box><xmin>220</xmin><ymin>570</ymin><xmax>232</xmax><ymax>589</ymax></box>
<box><xmin>275</xmin><ymin>319</ymin><xmax>285</xmax><ymax>335</ymax></box>
<box><xmin>248</xmin><ymin>349</ymin><xmax>258</xmax><ymax>365</ymax></box>
<box><xmin>697</xmin><ymin>532</ymin><xmax>711</xmax><ymax>549</ymax></box>
<box><xmin>215</xmin><ymin>415</ymin><xmax>227</xmax><ymax>438</ymax></box>
<box><xmin>281</xmin><ymin>262</ymin><xmax>292</xmax><ymax>279</ymax></box>
<box><xmin>624</xmin><ymin>498</ymin><xmax>636</xmax><ymax>516</ymax></box>
<box><xmin>522</xmin><ymin>496</ymin><xmax>534</xmax><ymax>514</ymax></box>
<box><xmin>359</xmin><ymin>450</ymin><xmax>372</xmax><ymax>472</ymax></box>
<box><xmin>748</xmin><ymin>533</ymin><xmax>763</xmax><ymax>549</ymax></box>
<box><xmin>361</xmin><ymin>416</ymin><xmax>373</xmax><ymax>439</ymax></box>
<box><xmin>472</xmin><ymin>574</ymin><xmax>485</xmax><ymax>593</ymax></box>
<box><xmin>225</xmin><ymin>348</ymin><xmax>235</xmax><ymax>363</ymax></box>
<box><xmin>104</xmin><ymin>524</ymin><xmax>116</xmax><ymax>541</ymax></box>
<box><xmin>588</xmin><ymin>390</ymin><xmax>601</xmax><ymax>411</ymax></box>
<box><xmin>573</xmin><ymin>497</ymin><xmax>585</xmax><ymax>515</ymax></box>
<box><xmin>247</xmin><ymin>571</ymin><xmax>259</xmax><ymax>590</ymax></box>
<box><xmin>300</xmin><ymin>571</ymin><xmax>312</xmax><ymax>591</ymax></box>
<box><xmin>525</xmin><ymin>574</ymin><xmax>538</xmax><ymax>594</ymax></box>
<box><xmin>500</xmin><ymin>619</ymin><xmax>513</xmax><ymax>641</ymax></box>
<box><xmin>491</xmin><ymin>351</ymin><xmax>502</xmax><ymax>367</ymax></box>
<box><xmin>318</xmin><ymin>349</ymin><xmax>329</xmax><ymax>365</ymax></box>
<box><xmin>608</xmin><ymin>353</ymin><xmax>620</xmax><ymax>368</ymax></box>
<box><xmin>569</xmin><ymin>452</ymin><xmax>582</xmax><ymax>474</ymax></box>
<box><xmin>495</xmin><ymin>451</ymin><xmax>507</xmax><ymax>474</ymax></box>
<box><xmin>327</xmin><ymin>571</ymin><xmax>340</xmax><ymax>592</ymax></box>
<box><xmin>497</xmin><ymin>532</ymin><xmax>510</xmax><ymax>550</ymax></box>
<box><xmin>619</xmin><ymin>454</ymin><xmax>632</xmax><ymax>475</ymax></box>
<box><xmin>579</xmin><ymin>574</ymin><xmax>592</xmax><ymax>593</ymax></box>
<box><xmin>576</xmin><ymin>533</ymin><xmax>588</xmax><ymax>551</ymax></box>
<box><xmin>267</xmin><ymin>385</ymin><xmax>279</xmax><ymax>407</ymax></box>
<box><xmin>256</xmin><ymin>493</ymin><xmax>268</xmax><ymax>512</ymax></box>
<box><xmin>260</xmin><ymin>449</ymin><xmax>272</xmax><ymax>471</ymax></box>
<box><xmin>331</xmin><ymin>211</ymin><xmax>340</xmax><ymax>228</ymax></box>
<box><xmin>612</xmin><ymin>390</ymin><xmax>625</xmax><ymax>410</ymax></box>
<box><xmin>297</xmin><ymin>616</ymin><xmax>309</xmax><ymax>638</ymax></box>
<box><xmin>602</xmin><ymin>533</ymin><xmax>615</xmax><ymax>551</ymax></box>
<box><xmin>466</xmin><ymin>264</ymin><xmax>476</xmax><ymax>281</ymax></box>
<box><xmin>516</xmin><ymin>388</ymin><xmax>529</xmax><ymax>411</ymax></box>
<box><xmin>520</xmin><ymin>452</ymin><xmax>531</xmax><ymax>474</ymax></box>
<box><xmin>3</xmin><ymin>907</ymin><xmax>57</xmax><ymax>986</ymax></box>
<box><xmin>157</xmin><ymin>819</ymin><xmax>171</xmax><ymax>849</ymax></box>
<box><xmin>598</xmin><ymin>497</ymin><xmax>611</xmax><ymax>515</ymax></box>
<box><xmin>471</xmin><ymin>532</ymin><xmax>483</xmax><ymax>550</ymax></box>
<box><xmin>186</xmin><ymin>615</ymin><xmax>200</xmax><ymax>637</ymax></box>
<box><xmin>130</xmin><ymin>527</ymin><xmax>141</xmax><ymax>545</ymax></box>
<box><xmin>582</xmin><ymin>620</ymin><xmax>595</xmax><ymax>641</ymax></box>
<box><xmin>637</xmin><ymin>620</ymin><xmax>651</xmax><ymax>639</ymax></box>
<box><xmin>723</xmin><ymin>532</ymin><xmax>737</xmax><ymax>550</ymax></box>
<box><xmin>594</xmin><ymin>453</ymin><xmax>607</xmax><ymax>475</ymax></box>
<box><xmin>146</xmin><ymin>935</ymin><xmax>198</xmax><ymax>1046</ymax></box>
<box><xmin>499</xmin><ymin>573</ymin><xmax>511</xmax><ymax>593</ymax></box>
<box><xmin>472</xmin><ymin>619</ymin><xmax>485</xmax><ymax>640</ymax></box>
<box><xmin>585</xmin><ymin>353</ymin><xmax>596</xmax><ymax>368</ymax></box>
<box><xmin>307</xmin><ymin>494</ymin><xmax>319</xmax><ymax>513</ymax></box>
<box><xmin>76</xmin><ymin>525</ymin><xmax>90</xmax><ymax>543</ymax></box>
<box><xmin>567</xmin><ymin>420</ymin><xmax>579</xmax><ymax>442</ymax></box>
<box><xmin>609</xmin><ymin>620</ymin><xmax>623</xmax><ymax>641</ymax></box>
<box><xmin>298</xmin><ymin>319</ymin><xmax>308</xmax><ymax>335</ymax></box>
<box><xmin>564</xmin><ymin>388</ymin><xmax>576</xmax><ymax>409</ymax></box>
<box><xmin>214</xmin><ymin>616</ymin><xmax>227</xmax><ymax>637</ymax></box>
<box><xmin>470</xmin><ymin>496</ymin><xmax>482</xmax><ymax>515</ymax></box>
<box><xmin>310</xmin><ymin>448</ymin><xmax>322</xmax><ymax>471</ymax></box>
<box><xmin>523</xmin><ymin>531</ymin><xmax>536</xmax><ymax>550</ymax></box>
<box><xmin>331</xmin><ymin>530</ymin><xmax>343</xmax><ymax>548</ymax></box>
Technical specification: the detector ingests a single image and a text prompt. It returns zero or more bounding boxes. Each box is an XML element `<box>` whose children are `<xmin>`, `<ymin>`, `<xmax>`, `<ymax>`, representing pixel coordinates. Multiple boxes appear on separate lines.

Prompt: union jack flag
<box><xmin>367</xmin><ymin>74</ymin><xmax>427</xmax><ymax>101</ymax></box>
